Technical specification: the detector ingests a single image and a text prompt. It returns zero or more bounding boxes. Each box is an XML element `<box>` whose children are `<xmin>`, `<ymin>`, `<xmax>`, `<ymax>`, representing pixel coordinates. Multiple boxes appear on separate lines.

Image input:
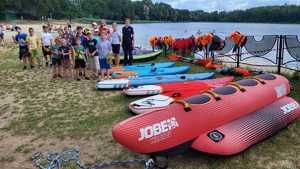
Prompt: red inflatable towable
<box><xmin>157</xmin><ymin>76</ymin><xmax>234</xmax><ymax>99</ymax></box>
<box><xmin>113</xmin><ymin>74</ymin><xmax>300</xmax><ymax>156</ymax></box>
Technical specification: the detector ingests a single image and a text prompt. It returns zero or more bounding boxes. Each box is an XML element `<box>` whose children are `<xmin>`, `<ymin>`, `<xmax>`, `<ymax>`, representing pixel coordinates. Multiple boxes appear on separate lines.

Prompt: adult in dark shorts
<box><xmin>14</xmin><ymin>26</ymin><xmax>30</xmax><ymax>70</ymax></box>
<box><xmin>111</xmin><ymin>22</ymin><xmax>121</xmax><ymax>67</ymax></box>
<box><xmin>122</xmin><ymin>18</ymin><xmax>134</xmax><ymax>66</ymax></box>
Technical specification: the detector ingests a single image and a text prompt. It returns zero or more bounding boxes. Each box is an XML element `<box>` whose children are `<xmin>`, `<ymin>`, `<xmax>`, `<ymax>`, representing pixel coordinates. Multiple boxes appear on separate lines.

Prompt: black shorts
<box><xmin>0</xmin><ymin>33</ymin><xmax>3</xmax><ymax>39</ymax></box>
<box><xmin>75</xmin><ymin>59</ymin><xmax>86</xmax><ymax>69</ymax></box>
<box><xmin>42</xmin><ymin>46</ymin><xmax>52</xmax><ymax>56</ymax></box>
<box><xmin>52</xmin><ymin>57</ymin><xmax>62</xmax><ymax>66</ymax></box>
<box><xmin>19</xmin><ymin>46</ymin><xmax>30</xmax><ymax>60</ymax></box>
<box><xmin>112</xmin><ymin>44</ymin><xmax>120</xmax><ymax>55</ymax></box>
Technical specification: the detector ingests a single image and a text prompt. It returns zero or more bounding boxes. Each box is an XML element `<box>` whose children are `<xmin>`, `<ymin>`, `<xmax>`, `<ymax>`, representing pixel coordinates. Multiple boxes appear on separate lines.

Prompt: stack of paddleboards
<box><xmin>96</xmin><ymin>61</ymin><xmax>216</xmax><ymax>89</ymax></box>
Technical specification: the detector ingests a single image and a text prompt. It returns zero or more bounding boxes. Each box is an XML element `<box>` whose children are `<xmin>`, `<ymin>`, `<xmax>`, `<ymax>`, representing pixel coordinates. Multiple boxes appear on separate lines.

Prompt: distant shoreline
<box><xmin>1</xmin><ymin>19</ymin><xmax>300</xmax><ymax>25</ymax></box>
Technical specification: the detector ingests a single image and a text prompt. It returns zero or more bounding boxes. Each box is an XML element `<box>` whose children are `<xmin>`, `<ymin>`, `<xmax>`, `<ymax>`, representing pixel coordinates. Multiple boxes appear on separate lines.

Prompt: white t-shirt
<box><xmin>41</xmin><ymin>32</ymin><xmax>53</xmax><ymax>46</ymax></box>
<box><xmin>111</xmin><ymin>31</ymin><xmax>121</xmax><ymax>45</ymax></box>
<box><xmin>0</xmin><ymin>26</ymin><xmax>4</xmax><ymax>34</ymax></box>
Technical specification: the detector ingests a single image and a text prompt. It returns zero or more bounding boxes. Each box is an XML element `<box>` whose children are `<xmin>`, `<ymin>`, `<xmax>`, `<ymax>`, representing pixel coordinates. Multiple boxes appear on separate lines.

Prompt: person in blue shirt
<box><xmin>97</xmin><ymin>31</ymin><xmax>112</xmax><ymax>80</ymax></box>
<box><xmin>13</xmin><ymin>26</ymin><xmax>30</xmax><ymax>70</ymax></box>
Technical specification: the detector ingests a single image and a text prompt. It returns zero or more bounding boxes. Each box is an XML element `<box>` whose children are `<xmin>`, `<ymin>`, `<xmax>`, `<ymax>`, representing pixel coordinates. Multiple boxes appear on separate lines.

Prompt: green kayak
<box><xmin>117</xmin><ymin>49</ymin><xmax>162</xmax><ymax>63</ymax></box>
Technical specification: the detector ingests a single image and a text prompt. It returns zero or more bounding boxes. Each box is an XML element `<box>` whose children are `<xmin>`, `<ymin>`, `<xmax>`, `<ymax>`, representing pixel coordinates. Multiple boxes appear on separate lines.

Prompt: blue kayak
<box><xmin>130</xmin><ymin>72</ymin><xmax>215</xmax><ymax>86</ymax></box>
<box><xmin>96</xmin><ymin>72</ymin><xmax>215</xmax><ymax>89</ymax></box>
<box><xmin>122</xmin><ymin>62</ymin><xmax>176</xmax><ymax>71</ymax></box>
<box><xmin>112</xmin><ymin>66</ymin><xmax>191</xmax><ymax>78</ymax></box>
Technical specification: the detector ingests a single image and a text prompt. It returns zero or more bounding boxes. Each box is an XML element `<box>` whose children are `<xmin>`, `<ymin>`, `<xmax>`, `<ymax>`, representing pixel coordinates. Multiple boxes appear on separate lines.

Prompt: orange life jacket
<box><xmin>230</xmin><ymin>32</ymin><xmax>247</xmax><ymax>48</ymax></box>
<box><xmin>149</xmin><ymin>36</ymin><xmax>159</xmax><ymax>47</ymax></box>
<box><xmin>162</xmin><ymin>36</ymin><xmax>174</xmax><ymax>46</ymax></box>
<box><xmin>202</xmin><ymin>33</ymin><xmax>214</xmax><ymax>46</ymax></box>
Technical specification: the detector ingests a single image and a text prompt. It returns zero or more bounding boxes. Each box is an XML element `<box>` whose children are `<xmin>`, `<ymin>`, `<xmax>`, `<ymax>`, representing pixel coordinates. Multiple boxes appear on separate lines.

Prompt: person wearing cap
<box><xmin>99</xmin><ymin>19</ymin><xmax>110</xmax><ymax>35</ymax></box>
<box><xmin>13</xmin><ymin>26</ymin><xmax>30</xmax><ymax>70</ymax></box>
<box><xmin>122</xmin><ymin>18</ymin><xmax>134</xmax><ymax>66</ymax></box>
<box><xmin>85</xmin><ymin>30</ymin><xmax>100</xmax><ymax>79</ymax></box>
<box><xmin>41</xmin><ymin>25</ymin><xmax>53</xmax><ymax>67</ymax></box>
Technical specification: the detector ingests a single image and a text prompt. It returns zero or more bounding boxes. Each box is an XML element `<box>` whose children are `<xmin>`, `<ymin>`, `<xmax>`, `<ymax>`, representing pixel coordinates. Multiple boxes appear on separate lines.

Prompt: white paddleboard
<box><xmin>124</xmin><ymin>85</ymin><xmax>162</xmax><ymax>96</ymax></box>
<box><xmin>96</xmin><ymin>79</ymin><xmax>130</xmax><ymax>89</ymax></box>
<box><xmin>129</xmin><ymin>95</ymin><xmax>174</xmax><ymax>114</ymax></box>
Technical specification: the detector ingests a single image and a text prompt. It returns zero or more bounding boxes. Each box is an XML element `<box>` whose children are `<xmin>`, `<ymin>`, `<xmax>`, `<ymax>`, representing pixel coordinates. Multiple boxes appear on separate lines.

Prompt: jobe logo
<box><xmin>138</xmin><ymin>117</ymin><xmax>179</xmax><ymax>141</ymax></box>
<box><xmin>281</xmin><ymin>102</ymin><xmax>299</xmax><ymax>114</ymax></box>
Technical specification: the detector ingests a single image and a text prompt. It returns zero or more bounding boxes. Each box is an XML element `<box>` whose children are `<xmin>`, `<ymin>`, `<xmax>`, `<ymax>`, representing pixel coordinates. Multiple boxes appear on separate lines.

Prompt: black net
<box><xmin>285</xmin><ymin>35</ymin><xmax>300</xmax><ymax>61</ymax></box>
<box><xmin>244</xmin><ymin>35</ymin><xmax>278</xmax><ymax>57</ymax></box>
<box><xmin>216</xmin><ymin>37</ymin><xmax>234</xmax><ymax>55</ymax></box>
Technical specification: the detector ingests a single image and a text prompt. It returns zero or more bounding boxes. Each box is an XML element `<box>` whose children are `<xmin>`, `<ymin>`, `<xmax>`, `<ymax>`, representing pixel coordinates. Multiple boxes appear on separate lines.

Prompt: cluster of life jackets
<box><xmin>150</xmin><ymin>31</ymin><xmax>247</xmax><ymax>54</ymax></box>
<box><xmin>149</xmin><ymin>35</ymin><xmax>175</xmax><ymax>48</ymax></box>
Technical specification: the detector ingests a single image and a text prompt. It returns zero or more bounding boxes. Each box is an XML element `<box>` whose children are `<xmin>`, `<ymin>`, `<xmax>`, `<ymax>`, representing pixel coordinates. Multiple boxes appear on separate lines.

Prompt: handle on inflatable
<box><xmin>205</xmin><ymin>90</ymin><xmax>222</xmax><ymax>101</ymax></box>
<box><xmin>151</xmin><ymin>67</ymin><xmax>157</xmax><ymax>72</ymax></box>
<box><xmin>253</xmin><ymin>77</ymin><xmax>266</xmax><ymax>85</ymax></box>
<box><xmin>229</xmin><ymin>82</ymin><xmax>246</xmax><ymax>92</ymax></box>
<box><xmin>171</xmin><ymin>100</ymin><xmax>192</xmax><ymax>112</ymax></box>
<box><xmin>172</xmin><ymin>92</ymin><xmax>182</xmax><ymax>98</ymax></box>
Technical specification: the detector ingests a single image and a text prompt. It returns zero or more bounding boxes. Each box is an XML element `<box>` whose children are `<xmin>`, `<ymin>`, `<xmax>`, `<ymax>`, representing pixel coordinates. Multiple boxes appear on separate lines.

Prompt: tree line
<box><xmin>1</xmin><ymin>0</ymin><xmax>300</xmax><ymax>23</ymax></box>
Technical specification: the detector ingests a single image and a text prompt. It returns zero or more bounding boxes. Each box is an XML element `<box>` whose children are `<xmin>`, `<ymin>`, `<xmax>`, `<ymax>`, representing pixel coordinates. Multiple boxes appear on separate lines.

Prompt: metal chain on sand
<box><xmin>32</xmin><ymin>148</ymin><xmax>158</xmax><ymax>169</ymax></box>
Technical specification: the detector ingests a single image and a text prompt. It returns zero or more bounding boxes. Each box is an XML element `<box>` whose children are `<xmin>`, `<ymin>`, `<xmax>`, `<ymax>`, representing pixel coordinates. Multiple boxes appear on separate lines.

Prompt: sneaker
<box><xmin>31</xmin><ymin>66</ymin><xmax>35</xmax><ymax>69</ymax></box>
<box><xmin>23</xmin><ymin>66</ymin><xmax>27</xmax><ymax>70</ymax></box>
<box><xmin>84</xmin><ymin>76</ymin><xmax>90</xmax><ymax>80</ymax></box>
<box><xmin>52</xmin><ymin>75</ymin><xmax>57</xmax><ymax>79</ymax></box>
<box><xmin>76</xmin><ymin>78</ymin><xmax>81</xmax><ymax>81</ymax></box>
<box><xmin>58</xmin><ymin>74</ymin><xmax>63</xmax><ymax>78</ymax></box>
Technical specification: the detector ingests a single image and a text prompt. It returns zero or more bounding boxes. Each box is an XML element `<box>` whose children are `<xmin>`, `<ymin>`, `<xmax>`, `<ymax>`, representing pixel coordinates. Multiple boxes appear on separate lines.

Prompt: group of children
<box><xmin>13</xmin><ymin>19</ymin><xmax>125</xmax><ymax>81</ymax></box>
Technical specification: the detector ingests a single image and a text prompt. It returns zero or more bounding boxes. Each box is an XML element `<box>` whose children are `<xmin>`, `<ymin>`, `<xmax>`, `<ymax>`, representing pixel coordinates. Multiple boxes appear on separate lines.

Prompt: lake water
<box><xmin>132</xmin><ymin>22</ymin><xmax>300</xmax><ymax>48</ymax></box>
<box><xmin>132</xmin><ymin>22</ymin><xmax>300</xmax><ymax>70</ymax></box>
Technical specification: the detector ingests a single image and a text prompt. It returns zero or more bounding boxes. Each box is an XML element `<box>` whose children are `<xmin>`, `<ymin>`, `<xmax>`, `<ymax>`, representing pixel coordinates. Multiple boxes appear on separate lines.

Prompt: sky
<box><xmin>152</xmin><ymin>0</ymin><xmax>300</xmax><ymax>11</ymax></box>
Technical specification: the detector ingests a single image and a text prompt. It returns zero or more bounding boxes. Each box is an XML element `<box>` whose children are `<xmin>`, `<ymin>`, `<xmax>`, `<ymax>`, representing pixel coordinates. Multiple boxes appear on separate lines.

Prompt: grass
<box><xmin>0</xmin><ymin>44</ymin><xmax>299</xmax><ymax>169</ymax></box>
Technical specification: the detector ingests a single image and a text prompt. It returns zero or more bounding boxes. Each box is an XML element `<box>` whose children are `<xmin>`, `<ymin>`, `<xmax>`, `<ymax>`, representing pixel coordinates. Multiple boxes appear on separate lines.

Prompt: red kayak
<box><xmin>113</xmin><ymin>74</ymin><xmax>300</xmax><ymax>156</ymax></box>
<box><xmin>128</xmin><ymin>77</ymin><xmax>234</xmax><ymax>114</ymax></box>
